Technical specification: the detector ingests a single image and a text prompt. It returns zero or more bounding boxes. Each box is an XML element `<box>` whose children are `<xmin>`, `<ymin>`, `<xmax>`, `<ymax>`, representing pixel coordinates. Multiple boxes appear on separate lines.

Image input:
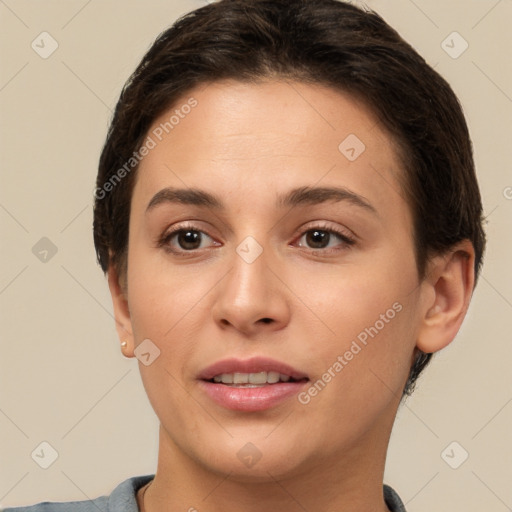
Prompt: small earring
<box><xmin>121</xmin><ymin>341</ymin><xmax>128</xmax><ymax>348</ymax></box>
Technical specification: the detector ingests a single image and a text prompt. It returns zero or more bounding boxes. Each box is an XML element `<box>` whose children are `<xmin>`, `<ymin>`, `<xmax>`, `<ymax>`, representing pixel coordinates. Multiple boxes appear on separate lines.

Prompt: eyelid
<box><xmin>157</xmin><ymin>222</ymin><xmax>220</xmax><ymax>254</ymax></box>
<box><xmin>292</xmin><ymin>221</ymin><xmax>356</xmax><ymax>244</ymax></box>
<box><xmin>157</xmin><ymin>220</ymin><xmax>356</xmax><ymax>255</ymax></box>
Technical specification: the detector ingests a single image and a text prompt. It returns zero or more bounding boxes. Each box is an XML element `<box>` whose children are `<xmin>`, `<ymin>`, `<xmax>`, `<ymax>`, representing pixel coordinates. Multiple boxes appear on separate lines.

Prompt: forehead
<box><xmin>134</xmin><ymin>80</ymin><xmax>408</xmax><ymax>218</ymax></box>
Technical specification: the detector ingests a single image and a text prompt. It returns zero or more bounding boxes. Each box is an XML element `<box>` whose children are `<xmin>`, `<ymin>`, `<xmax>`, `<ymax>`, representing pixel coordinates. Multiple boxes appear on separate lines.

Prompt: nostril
<box><xmin>259</xmin><ymin>318</ymin><xmax>273</xmax><ymax>324</ymax></box>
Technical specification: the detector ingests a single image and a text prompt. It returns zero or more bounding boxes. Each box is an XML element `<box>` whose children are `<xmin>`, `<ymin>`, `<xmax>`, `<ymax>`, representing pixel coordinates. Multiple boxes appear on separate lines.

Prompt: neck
<box><xmin>142</xmin><ymin>423</ymin><xmax>393</xmax><ymax>512</ymax></box>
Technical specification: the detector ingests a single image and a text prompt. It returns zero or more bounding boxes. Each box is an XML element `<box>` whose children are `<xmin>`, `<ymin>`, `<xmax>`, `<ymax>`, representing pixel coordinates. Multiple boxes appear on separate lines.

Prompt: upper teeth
<box><xmin>213</xmin><ymin>371</ymin><xmax>291</xmax><ymax>384</ymax></box>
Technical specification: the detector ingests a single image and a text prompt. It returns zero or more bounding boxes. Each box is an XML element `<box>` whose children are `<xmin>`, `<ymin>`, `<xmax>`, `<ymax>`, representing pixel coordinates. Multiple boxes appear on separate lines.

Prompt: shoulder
<box><xmin>2</xmin><ymin>474</ymin><xmax>154</xmax><ymax>512</ymax></box>
<box><xmin>2</xmin><ymin>499</ymin><xmax>106</xmax><ymax>512</ymax></box>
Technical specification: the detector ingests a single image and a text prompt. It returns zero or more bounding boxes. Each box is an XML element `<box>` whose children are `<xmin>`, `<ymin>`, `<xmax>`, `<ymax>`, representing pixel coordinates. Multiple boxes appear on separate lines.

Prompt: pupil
<box><xmin>179</xmin><ymin>230</ymin><xmax>201</xmax><ymax>250</ymax></box>
<box><xmin>306</xmin><ymin>230</ymin><xmax>329</xmax><ymax>249</ymax></box>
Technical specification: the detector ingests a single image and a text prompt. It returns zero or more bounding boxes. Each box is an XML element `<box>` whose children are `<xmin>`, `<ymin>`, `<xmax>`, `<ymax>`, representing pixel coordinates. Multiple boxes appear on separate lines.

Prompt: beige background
<box><xmin>1</xmin><ymin>0</ymin><xmax>511</xmax><ymax>510</ymax></box>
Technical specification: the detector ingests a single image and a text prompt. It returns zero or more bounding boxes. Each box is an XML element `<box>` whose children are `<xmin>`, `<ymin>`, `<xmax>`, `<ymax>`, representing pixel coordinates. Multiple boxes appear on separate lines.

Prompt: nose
<box><xmin>211</xmin><ymin>243</ymin><xmax>291</xmax><ymax>336</ymax></box>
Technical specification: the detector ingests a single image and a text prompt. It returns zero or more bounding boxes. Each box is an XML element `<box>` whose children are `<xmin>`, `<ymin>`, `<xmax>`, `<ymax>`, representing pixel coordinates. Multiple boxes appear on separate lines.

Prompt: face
<box><xmin>118</xmin><ymin>80</ymin><xmax>429</xmax><ymax>480</ymax></box>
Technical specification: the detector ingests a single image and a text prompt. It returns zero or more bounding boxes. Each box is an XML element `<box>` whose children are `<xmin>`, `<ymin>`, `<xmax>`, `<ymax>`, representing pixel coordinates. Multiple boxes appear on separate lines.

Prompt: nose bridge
<box><xmin>226</xmin><ymin>236</ymin><xmax>273</xmax><ymax>310</ymax></box>
<box><xmin>212</xmin><ymin>235</ymin><xmax>290</xmax><ymax>332</ymax></box>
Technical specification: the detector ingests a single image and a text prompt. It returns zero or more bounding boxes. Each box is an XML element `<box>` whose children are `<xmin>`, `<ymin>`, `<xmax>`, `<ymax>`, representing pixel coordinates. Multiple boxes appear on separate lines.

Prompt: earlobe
<box><xmin>107</xmin><ymin>264</ymin><xmax>135</xmax><ymax>358</ymax></box>
<box><xmin>416</xmin><ymin>240</ymin><xmax>475</xmax><ymax>354</ymax></box>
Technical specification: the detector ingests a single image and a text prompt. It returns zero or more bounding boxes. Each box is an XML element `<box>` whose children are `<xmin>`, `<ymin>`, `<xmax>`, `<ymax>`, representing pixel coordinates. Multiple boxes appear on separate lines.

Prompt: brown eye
<box><xmin>159</xmin><ymin>225</ymin><xmax>218</xmax><ymax>254</ymax></box>
<box><xmin>305</xmin><ymin>230</ymin><xmax>331</xmax><ymax>249</ymax></box>
<box><xmin>297</xmin><ymin>228</ymin><xmax>354</xmax><ymax>251</ymax></box>
<box><xmin>175</xmin><ymin>230</ymin><xmax>203</xmax><ymax>250</ymax></box>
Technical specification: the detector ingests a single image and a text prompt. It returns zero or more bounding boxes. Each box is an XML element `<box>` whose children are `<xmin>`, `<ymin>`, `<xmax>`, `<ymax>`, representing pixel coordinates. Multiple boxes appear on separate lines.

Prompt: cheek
<box><xmin>125</xmin><ymin>249</ymin><xmax>215</xmax><ymax>415</ymax></box>
<box><xmin>295</xmin><ymin>303</ymin><xmax>417</xmax><ymax>456</ymax></box>
<box><xmin>125</xmin><ymin>253</ymin><xmax>208</xmax><ymax>431</ymax></box>
<box><xmin>126</xmin><ymin>245</ymin><xmax>215</xmax><ymax>340</ymax></box>
<box><xmin>294</xmin><ymin>247</ymin><xmax>417</xmax><ymax>344</ymax></box>
<box><xmin>292</xmin><ymin>250</ymin><xmax>419</xmax><ymax>410</ymax></box>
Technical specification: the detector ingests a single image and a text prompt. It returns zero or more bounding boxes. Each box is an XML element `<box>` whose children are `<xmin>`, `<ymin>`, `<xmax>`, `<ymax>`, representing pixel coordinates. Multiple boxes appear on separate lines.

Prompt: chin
<box><xmin>191</xmin><ymin>432</ymin><xmax>315</xmax><ymax>482</ymax></box>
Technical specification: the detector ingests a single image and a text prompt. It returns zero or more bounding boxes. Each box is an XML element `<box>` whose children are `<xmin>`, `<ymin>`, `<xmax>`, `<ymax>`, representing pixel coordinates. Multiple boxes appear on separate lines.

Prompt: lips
<box><xmin>197</xmin><ymin>357</ymin><xmax>309</xmax><ymax>412</ymax></box>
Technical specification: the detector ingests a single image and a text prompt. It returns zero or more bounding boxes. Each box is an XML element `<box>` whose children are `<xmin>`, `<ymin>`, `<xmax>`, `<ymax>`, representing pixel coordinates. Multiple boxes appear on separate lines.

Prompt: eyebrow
<box><xmin>146</xmin><ymin>185</ymin><xmax>377</xmax><ymax>215</ymax></box>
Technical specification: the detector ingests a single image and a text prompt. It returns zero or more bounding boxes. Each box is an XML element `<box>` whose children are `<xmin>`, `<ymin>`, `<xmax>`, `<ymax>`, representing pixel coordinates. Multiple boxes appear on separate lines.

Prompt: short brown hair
<box><xmin>93</xmin><ymin>0</ymin><xmax>486</xmax><ymax>396</ymax></box>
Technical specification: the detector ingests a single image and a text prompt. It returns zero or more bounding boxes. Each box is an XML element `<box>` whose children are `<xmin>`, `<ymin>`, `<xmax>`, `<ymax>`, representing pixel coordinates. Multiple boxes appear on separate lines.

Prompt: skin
<box><xmin>108</xmin><ymin>80</ymin><xmax>475</xmax><ymax>512</ymax></box>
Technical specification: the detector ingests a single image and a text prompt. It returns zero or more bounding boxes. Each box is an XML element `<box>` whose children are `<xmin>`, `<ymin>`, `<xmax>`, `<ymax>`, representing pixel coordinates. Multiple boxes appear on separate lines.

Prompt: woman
<box><xmin>5</xmin><ymin>0</ymin><xmax>485</xmax><ymax>510</ymax></box>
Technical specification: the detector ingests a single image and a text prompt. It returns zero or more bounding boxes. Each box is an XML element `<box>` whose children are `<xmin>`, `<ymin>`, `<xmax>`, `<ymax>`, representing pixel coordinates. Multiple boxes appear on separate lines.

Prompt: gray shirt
<box><xmin>3</xmin><ymin>474</ymin><xmax>407</xmax><ymax>511</ymax></box>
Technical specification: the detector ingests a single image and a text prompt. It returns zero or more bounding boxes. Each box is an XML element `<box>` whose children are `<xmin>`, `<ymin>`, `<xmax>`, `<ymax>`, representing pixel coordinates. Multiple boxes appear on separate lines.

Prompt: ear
<box><xmin>416</xmin><ymin>240</ymin><xmax>476</xmax><ymax>354</ymax></box>
<box><xmin>107</xmin><ymin>264</ymin><xmax>135</xmax><ymax>358</ymax></box>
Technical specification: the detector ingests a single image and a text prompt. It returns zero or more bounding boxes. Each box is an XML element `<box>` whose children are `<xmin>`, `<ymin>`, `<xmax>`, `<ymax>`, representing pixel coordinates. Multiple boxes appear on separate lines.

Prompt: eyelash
<box><xmin>157</xmin><ymin>222</ymin><xmax>356</xmax><ymax>256</ymax></box>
